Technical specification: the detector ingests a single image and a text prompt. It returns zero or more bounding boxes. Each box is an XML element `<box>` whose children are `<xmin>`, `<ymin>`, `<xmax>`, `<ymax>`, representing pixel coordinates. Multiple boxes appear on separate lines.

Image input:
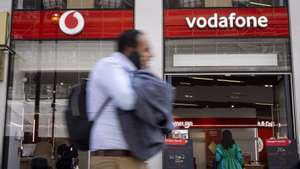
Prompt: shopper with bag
<box><xmin>87</xmin><ymin>29</ymin><xmax>174</xmax><ymax>169</ymax></box>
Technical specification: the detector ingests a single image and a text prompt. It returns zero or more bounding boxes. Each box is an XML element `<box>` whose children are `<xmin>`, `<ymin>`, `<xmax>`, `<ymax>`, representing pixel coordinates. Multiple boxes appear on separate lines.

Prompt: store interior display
<box><xmin>167</xmin><ymin>74</ymin><xmax>292</xmax><ymax>169</ymax></box>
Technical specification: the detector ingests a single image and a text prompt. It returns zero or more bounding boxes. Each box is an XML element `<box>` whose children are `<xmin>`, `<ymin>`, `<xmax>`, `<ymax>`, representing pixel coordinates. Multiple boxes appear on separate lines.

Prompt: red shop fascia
<box><xmin>164</xmin><ymin>7</ymin><xmax>289</xmax><ymax>38</ymax></box>
<box><xmin>11</xmin><ymin>9</ymin><xmax>134</xmax><ymax>40</ymax></box>
<box><xmin>11</xmin><ymin>8</ymin><xmax>288</xmax><ymax>39</ymax></box>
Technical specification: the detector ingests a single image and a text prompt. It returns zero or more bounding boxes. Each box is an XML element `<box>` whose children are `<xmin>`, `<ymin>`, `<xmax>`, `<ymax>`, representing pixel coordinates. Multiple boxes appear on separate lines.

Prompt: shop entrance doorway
<box><xmin>165</xmin><ymin>74</ymin><xmax>294</xmax><ymax>169</ymax></box>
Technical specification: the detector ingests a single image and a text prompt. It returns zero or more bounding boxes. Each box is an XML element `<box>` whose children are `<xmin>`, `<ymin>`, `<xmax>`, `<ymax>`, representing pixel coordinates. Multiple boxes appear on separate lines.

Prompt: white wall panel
<box><xmin>289</xmin><ymin>0</ymin><xmax>300</xmax><ymax>154</ymax></box>
<box><xmin>135</xmin><ymin>0</ymin><xmax>164</xmax><ymax>169</ymax></box>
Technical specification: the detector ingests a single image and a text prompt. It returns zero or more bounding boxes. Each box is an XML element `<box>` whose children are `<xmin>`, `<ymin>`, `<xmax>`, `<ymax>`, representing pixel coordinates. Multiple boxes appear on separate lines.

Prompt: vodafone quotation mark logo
<box><xmin>59</xmin><ymin>10</ymin><xmax>85</xmax><ymax>35</ymax></box>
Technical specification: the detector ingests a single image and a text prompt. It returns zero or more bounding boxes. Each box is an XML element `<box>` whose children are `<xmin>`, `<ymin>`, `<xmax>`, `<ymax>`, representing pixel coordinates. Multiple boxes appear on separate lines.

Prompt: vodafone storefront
<box><xmin>4</xmin><ymin>2</ymin><xmax>134</xmax><ymax>169</ymax></box>
<box><xmin>2</xmin><ymin>0</ymin><xmax>298</xmax><ymax>169</ymax></box>
<box><xmin>163</xmin><ymin>2</ymin><xmax>295</xmax><ymax>169</ymax></box>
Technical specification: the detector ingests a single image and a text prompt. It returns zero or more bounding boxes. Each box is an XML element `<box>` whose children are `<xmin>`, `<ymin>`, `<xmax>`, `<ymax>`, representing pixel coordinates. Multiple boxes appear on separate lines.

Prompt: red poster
<box><xmin>266</xmin><ymin>139</ymin><xmax>292</xmax><ymax>147</ymax></box>
<box><xmin>165</xmin><ymin>138</ymin><xmax>189</xmax><ymax>145</ymax></box>
<box><xmin>258</xmin><ymin>128</ymin><xmax>273</xmax><ymax>163</ymax></box>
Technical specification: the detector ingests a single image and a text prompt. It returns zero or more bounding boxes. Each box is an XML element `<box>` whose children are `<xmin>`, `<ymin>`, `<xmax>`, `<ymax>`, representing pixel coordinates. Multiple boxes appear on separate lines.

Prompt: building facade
<box><xmin>0</xmin><ymin>0</ymin><xmax>300</xmax><ymax>169</ymax></box>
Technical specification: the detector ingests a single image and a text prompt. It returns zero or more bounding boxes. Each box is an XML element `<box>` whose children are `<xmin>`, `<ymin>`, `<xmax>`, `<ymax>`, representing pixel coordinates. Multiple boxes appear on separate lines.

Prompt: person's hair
<box><xmin>221</xmin><ymin>130</ymin><xmax>235</xmax><ymax>150</ymax></box>
<box><xmin>31</xmin><ymin>157</ymin><xmax>50</xmax><ymax>169</ymax></box>
<box><xmin>117</xmin><ymin>29</ymin><xmax>143</xmax><ymax>53</ymax></box>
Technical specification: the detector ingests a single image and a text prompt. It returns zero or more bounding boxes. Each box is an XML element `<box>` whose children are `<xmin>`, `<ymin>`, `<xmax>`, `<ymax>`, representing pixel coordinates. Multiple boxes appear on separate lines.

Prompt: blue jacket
<box><xmin>118</xmin><ymin>70</ymin><xmax>174</xmax><ymax>161</ymax></box>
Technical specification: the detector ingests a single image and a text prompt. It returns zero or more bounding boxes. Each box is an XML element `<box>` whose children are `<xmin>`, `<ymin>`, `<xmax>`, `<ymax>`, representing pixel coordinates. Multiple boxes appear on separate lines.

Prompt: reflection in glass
<box><xmin>164</xmin><ymin>0</ymin><xmax>287</xmax><ymax>8</ymax></box>
<box><xmin>3</xmin><ymin>41</ymin><xmax>115</xmax><ymax>169</ymax></box>
<box><xmin>13</xmin><ymin>0</ymin><xmax>134</xmax><ymax>10</ymax></box>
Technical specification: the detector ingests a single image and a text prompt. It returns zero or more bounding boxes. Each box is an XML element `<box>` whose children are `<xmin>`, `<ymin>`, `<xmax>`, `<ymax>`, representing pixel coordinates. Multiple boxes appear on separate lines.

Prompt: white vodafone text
<box><xmin>186</xmin><ymin>12</ymin><xmax>268</xmax><ymax>29</ymax></box>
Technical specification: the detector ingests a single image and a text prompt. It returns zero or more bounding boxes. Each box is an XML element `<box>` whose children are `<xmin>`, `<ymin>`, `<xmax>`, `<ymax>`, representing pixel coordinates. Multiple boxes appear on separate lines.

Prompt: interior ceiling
<box><xmin>171</xmin><ymin>75</ymin><xmax>283</xmax><ymax>109</ymax></box>
<box><xmin>23</xmin><ymin>73</ymin><xmax>283</xmax><ymax>113</ymax></box>
<box><xmin>171</xmin><ymin>75</ymin><xmax>280</xmax><ymax>86</ymax></box>
<box><xmin>25</xmin><ymin>72</ymin><xmax>89</xmax><ymax>84</ymax></box>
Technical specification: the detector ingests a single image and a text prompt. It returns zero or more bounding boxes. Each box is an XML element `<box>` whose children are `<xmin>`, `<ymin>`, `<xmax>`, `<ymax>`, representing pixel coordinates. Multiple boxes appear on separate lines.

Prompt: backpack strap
<box><xmin>93</xmin><ymin>97</ymin><xmax>112</xmax><ymax>122</ymax></box>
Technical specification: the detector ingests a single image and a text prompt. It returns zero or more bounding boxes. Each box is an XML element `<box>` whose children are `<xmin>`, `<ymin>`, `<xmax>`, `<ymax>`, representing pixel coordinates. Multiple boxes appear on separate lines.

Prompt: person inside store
<box><xmin>290</xmin><ymin>161</ymin><xmax>300</xmax><ymax>169</ymax></box>
<box><xmin>31</xmin><ymin>157</ymin><xmax>51</xmax><ymax>169</ymax></box>
<box><xmin>32</xmin><ymin>141</ymin><xmax>53</xmax><ymax>168</ymax></box>
<box><xmin>56</xmin><ymin>142</ymin><xmax>79</xmax><ymax>169</ymax></box>
<box><xmin>215</xmin><ymin>130</ymin><xmax>244</xmax><ymax>169</ymax></box>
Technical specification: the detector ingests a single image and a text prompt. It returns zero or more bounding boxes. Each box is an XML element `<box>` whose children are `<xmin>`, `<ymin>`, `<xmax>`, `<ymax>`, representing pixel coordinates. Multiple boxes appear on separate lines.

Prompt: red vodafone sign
<box><xmin>164</xmin><ymin>8</ymin><xmax>289</xmax><ymax>38</ymax></box>
<box><xmin>59</xmin><ymin>10</ymin><xmax>85</xmax><ymax>35</ymax></box>
<box><xmin>12</xmin><ymin>10</ymin><xmax>133</xmax><ymax>40</ymax></box>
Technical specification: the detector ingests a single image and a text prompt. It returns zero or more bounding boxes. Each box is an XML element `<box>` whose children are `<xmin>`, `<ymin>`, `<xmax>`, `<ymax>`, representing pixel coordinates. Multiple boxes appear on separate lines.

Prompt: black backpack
<box><xmin>65</xmin><ymin>80</ymin><xmax>110</xmax><ymax>151</ymax></box>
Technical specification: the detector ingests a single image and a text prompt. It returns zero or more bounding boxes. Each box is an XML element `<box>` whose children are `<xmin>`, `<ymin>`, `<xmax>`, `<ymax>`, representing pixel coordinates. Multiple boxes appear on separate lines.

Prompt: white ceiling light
<box><xmin>180</xmin><ymin>82</ymin><xmax>191</xmax><ymax>85</ymax></box>
<box><xmin>264</xmin><ymin>84</ymin><xmax>274</xmax><ymax>88</ymax></box>
<box><xmin>249</xmin><ymin>1</ymin><xmax>272</xmax><ymax>7</ymax></box>
<box><xmin>217</xmin><ymin>79</ymin><xmax>244</xmax><ymax>83</ymax></box>
<box><xmin>191</xmin><ymin>77</ymin><xmax>214</xmax><ymax>81</ymax></box>
<box><xmin>255</xmin><ymin>102</ymin><xmax>274</xmax><ymax>106</ymax></box>
<box><xmin>173</xmin><ymin>103</ymin><xmax>199</xmax><ymax>107</ymax></box>
<box><xmin>184</xmin><ymin>95</ymin><xmax>193</xmax><ymax>98</ymax></box>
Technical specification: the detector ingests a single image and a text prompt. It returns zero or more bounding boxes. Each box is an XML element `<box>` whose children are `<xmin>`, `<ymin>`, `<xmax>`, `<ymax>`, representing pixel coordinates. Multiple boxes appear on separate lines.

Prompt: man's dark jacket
<box><xmin>118</xmin><ymin>70</ymin><xmax>174</xmax><ymax>161</ymax></box>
